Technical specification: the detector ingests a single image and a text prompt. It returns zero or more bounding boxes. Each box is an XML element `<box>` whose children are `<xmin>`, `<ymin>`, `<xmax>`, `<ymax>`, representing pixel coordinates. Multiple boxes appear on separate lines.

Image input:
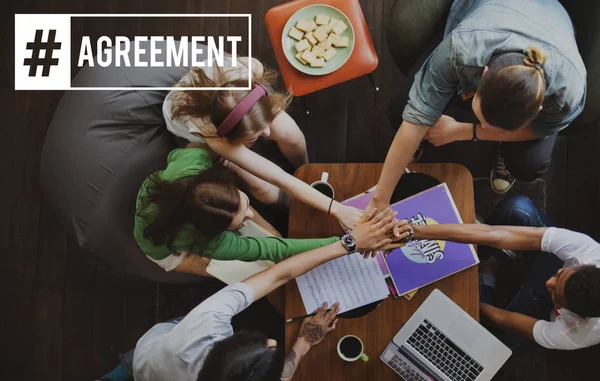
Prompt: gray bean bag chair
<box><xmin>40</xmin><ymin>41</ymin><xmax>210</xmax><ymax>283</ymax></box>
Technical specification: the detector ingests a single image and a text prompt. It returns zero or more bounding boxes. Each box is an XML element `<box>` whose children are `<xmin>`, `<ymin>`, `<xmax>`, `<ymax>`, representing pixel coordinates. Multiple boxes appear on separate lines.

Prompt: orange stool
<box><xmin>265</xmin><ymin>0</ymin><xmax>379</xmax><ymax>99</ymax></box>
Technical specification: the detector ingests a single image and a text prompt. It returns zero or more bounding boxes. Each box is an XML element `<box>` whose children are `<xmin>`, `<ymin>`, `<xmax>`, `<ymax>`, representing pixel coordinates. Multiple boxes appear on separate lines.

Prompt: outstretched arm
<box><xmin>207</xmin><ymin>137</ymin><xmax>363</xmax><ymax>229</ymax></box>
<box><xmin>369</xmin><ymin>122</ymin><xmax>428</xmax><ymax>210</ymax></box>
<box><xmin>243</xmin><ymin>207</ymin><xmax>406</xmax><ymax>302</ymax></box>
<box><xmin>412</xmin><ymin>223</ymin><xmax>547</xmax><ymax>252</ymax></box>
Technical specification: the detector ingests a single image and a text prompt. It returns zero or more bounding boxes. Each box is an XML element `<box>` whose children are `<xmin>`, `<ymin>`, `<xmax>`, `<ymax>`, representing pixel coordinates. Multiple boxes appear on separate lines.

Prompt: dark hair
<box><xmin>197</xmin><ymin>331</ymin><xmax>282</xmax><ymax>381</ymax></box>
<box><xmin>171</xmin><ymin>61</ymin><xmax>291</xmax><ymax>144</ymax></box>
<box><xmin>564</xmin><ymin>266</ymin><xmax>600</xmax><ymax>318</ymax></box>
<box><xmin>477</xmin><ymin>48</ymin><xmax>547</xmax><ymax>130</ymax></box>
<box><xmin>138</xmin><ymin>166</ymin><xmax>244</xmax><ymax>250</ymax></box>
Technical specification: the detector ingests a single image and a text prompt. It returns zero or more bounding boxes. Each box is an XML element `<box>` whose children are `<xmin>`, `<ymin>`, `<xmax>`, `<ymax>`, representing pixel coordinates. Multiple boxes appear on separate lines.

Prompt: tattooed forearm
<box><xmin>281</xmin><ymin>349</ymin><xmax>302</xmax><ymax>381</ymax></box>
<box><xmin>299</xmin><ymin>322</ymin><xmax>323</xmax><ymax>345</ymax></box>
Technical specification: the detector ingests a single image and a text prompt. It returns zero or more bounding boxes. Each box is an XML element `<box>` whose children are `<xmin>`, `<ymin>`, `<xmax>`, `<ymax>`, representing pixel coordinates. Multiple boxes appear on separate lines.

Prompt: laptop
<box><xmin>380</xmin><ymin>289</ymin><xmax>511</xmax><ymax>381</ymax></box>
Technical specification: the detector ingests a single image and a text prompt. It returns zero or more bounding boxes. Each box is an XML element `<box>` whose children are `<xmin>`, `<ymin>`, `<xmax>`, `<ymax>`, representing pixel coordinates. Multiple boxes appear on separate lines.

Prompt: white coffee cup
<box><xmin>310</xmin><ymin>172</ymin><xmax>335</xmax><ymax>198</ymax></box>
<box><xmin>337</xmin><ymin>335</ymin><xmax>369</xmax><ymax>362</ymax></box>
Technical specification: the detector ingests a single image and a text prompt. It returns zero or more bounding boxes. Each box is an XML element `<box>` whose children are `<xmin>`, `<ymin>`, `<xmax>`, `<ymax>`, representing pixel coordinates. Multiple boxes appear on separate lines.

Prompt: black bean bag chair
<box><xmin>40</xmin><ymin>41</ymin><xmax>209</xmax><ymax>283</ymax></box>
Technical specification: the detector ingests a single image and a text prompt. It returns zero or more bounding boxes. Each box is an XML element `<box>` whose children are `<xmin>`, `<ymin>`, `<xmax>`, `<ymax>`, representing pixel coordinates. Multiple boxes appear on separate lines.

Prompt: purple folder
<box><xmin>343</xmin><ymin>183</ymin><xmax>479</xmax><ymax>296</ymax></box>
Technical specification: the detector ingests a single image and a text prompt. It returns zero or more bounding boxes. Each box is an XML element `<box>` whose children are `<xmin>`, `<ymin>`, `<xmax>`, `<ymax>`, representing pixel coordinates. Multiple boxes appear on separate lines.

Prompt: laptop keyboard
<box><xmin>406</xmin><ymin>319</ymin><xmax>484</xmax><ymax>381</ymax></box>
<box><xmin>383</xmin><ymin>349</ymin><xmax>429</xmax><ymax>381</ymax></box>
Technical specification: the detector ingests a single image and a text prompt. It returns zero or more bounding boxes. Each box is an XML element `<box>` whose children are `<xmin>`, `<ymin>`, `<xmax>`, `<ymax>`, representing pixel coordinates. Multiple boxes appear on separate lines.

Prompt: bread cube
<box><xmin>300</xmin><ymin>49</ymin><xmax>317</xmax><ymax>64</ymax></box>
<box><xmin>305</xmin><ymin>32</ymin><xmax>318</xmax><ymax>46</ymax></box>
<box><xmin>332</xmin><ymin>36</ymin><xmax>349</xmax><ymax>48</ymax></box>
<box><xmin>317</xmin><ymin>35</ymin><xmax>334</xmax><ymax>49</ymax></box>
<box><xmin>323</xmin><ymin>47</ymin><xmax>337</xmax><ymax>61</ymax></box>
<box><xmin>313</xmin><ymin>25</ymin><xmax>329</xmax><ymax>42</ymax></box>
<box><xmin>295</xmin><ymin>39</ymin><xmax>311</xmax><ymax>53</ymax></box>
<box><xmin>310</xmin><ymin>57</ymin><xmax>325</xmax><ymax>68</ymax></box>
<box><xmin>311</xmin><ymin>45</ymin><xmax>326</xmax><ymax>58</ymax></box>
<box><xmin>327</xmin><ymin>18</ymin><xmax>339</xmax><ymax>33</ymax></box>
<box><xmin>315</xmin><ymin>14</ymin><xmax>330</xmax><ymax>25</ymax></box>
<box><xmin>328</xmin><ymin>33</ymin><xmax>342</xmax><ymax>44</ymax></box>
<box><xmin>332</xmin><ymin>20</ymin><xmax>347</xmax><ymax>35</ymax></box>
<box><xmin>296</xmin><ymin>52</ymin><xmax>309</xmax><ymax>65</ymax></box>
<box><xmin>296</xmin><ymin>19</ymin><xmax>316</xmax><ymax>33</ymax></box>
<box><xmin>288</xmin><ymin>27</ymin><xmax>304</xmax><ymax>41</ymax></box>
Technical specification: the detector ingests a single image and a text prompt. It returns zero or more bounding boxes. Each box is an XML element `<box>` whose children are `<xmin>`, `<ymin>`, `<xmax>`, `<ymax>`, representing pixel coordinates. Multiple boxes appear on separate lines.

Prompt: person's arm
<box><xmin>480</xmin><ymin>302</ymin><xmax>536</xmax><ymax>341</ymax></box>
<box><xmin>411</xmin><ymin>222</ymin><xmax>547</xmax><ymax>251</ymax></box>
<box><xmin>207</xmin><ymin>137</ymin><xmax>363</xmax><ymax>229</ymax></box>
<box><xmin>172</xmin><ymin>253</ymin><xmax>213</xmax><ymax>276</ymax></box>
<box><xmin>243</xmin><ymin>207</ymin><xmax>405</xmax><ymax>301</ymax></box>
<box><xmin>218</xmin><ymin>157</ymin><xmax>282</xmax><ymax>206</ymax></box>
<box><xmin>269</xmin><ymin>111</ymin><xmax>309</xmax><ymax>168</ymax></box>
<box><xmin>425</xmin><ymin>116</ymin><xmax>538</xmax><ymax>146</ymax></box>
<box><xmin>367</xmin><ymin>36</ymin><xmax>459</xmax><ymax>218</ymax></box>
<box><xmin>203</xmin><ymin>232</ymin><xmax>340</xmax><ymax>263</ymax></box>
<box><xmin>281</xmin><ymin>302</ymin><xmax>340</xmax><ymax>381</ymax></box>
<box><xmin>369</xmin><ymin>121</ymin><xmax>429</xmax><ymax>210</ymax></box>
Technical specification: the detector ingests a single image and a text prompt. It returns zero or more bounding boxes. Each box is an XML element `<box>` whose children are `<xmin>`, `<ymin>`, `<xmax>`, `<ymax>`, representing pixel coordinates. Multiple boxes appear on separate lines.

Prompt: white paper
<box><xmin>296</xmin><ymin>253</ymin><xmax>390</xmax><ymax>314</ymax></box>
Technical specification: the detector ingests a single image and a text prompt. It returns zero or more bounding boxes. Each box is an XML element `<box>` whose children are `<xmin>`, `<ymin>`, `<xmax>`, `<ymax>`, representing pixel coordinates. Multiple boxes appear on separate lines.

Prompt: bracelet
<box><xmin>406</xmin><ymin>223</ymin><xmax>415</xmax><ymax>242</ymax></box>
<box><xmin>327</xmin><ymin>198</ymin><xmax>334</xmax><ymax>215</ymax></box>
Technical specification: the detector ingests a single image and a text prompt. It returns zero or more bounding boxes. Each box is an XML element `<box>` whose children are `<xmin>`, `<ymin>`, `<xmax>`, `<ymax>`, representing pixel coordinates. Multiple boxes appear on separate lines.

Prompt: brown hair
<box><xmin>138</xmin><ymin>166</ymin><xmax>245</xmax><ymax>251</ymax></box>
<box><xmin>171</xmin><ymin>62</ymin><xmax>292</xmax><ymax>143</ymax></box>
<box><xmin>477</xmin><ymin>48</ymin><xmax>547</xmax><ymax>130</ymax></box>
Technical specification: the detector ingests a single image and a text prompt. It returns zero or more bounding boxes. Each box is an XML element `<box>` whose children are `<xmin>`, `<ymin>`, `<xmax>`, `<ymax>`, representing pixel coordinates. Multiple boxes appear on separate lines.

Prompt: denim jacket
<box><xmin>403</xmin><ymin>0</ymin><xmax>587</xmax><ymax>138</ymax></box>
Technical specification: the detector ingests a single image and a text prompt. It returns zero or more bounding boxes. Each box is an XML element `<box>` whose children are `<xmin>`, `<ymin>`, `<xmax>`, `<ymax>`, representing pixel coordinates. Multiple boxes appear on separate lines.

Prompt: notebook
<box><xmin>383</xmin><ymin>183</ymin><xmax>479</xmax><ymax>296</ymax></box>
<box><xmin>206</xmin><ymin>221</ymin><xmax>275</xmax><ymax>284</ymax></box>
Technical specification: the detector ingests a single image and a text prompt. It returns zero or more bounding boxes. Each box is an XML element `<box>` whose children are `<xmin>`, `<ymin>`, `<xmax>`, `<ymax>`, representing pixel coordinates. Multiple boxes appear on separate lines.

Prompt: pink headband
<box><xmin>217</xmin><ymin>83</ymin><xmax>269</xmax><ymax>137</ymax></box>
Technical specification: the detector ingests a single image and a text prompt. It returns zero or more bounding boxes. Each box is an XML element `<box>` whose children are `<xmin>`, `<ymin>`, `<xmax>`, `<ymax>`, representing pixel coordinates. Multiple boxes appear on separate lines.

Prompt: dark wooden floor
<box><xmin>2</xmin><ymin>1</ymin><xmax>599</xmax><ymax>380</ymax></box>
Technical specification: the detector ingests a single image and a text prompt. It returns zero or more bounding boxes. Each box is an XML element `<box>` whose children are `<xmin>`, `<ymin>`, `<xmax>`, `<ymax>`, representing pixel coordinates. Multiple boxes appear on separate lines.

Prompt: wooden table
<box><xmin>286</xmin><ymin>163</ymin><xmax>478</xmax><ymax>381</ymax></box>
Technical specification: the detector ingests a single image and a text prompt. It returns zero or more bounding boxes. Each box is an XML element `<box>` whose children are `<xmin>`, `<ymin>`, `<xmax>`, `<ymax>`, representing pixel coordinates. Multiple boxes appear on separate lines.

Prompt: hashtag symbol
<box><xmin>23</xmin><ymin>29</ymin><xmax>61</xmax><ymax>77</ymax></box>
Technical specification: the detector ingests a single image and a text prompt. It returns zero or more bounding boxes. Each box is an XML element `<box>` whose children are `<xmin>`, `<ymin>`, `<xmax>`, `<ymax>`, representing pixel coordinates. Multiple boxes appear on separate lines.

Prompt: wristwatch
<box><xmin>341</xmin><ymin>234</ymin><xmax>357</xmax><ymax>254</ymax></box>
<box><xmin>472</xmin><ymin>121</ymin><xmax>479</xmax><ymax>142</ymax></box>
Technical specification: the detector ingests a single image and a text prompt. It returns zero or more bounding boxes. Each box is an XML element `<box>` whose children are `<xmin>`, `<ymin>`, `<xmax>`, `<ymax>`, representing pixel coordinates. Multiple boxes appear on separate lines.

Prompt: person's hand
<box><xmin>331</xmin><ymin>203</ymin><xmax>364</xmax><ymax>231</ymax></box>
<box><xmin>381</xmin><ymin>219</ymin><xmax>414</xmax><ymax>258</ymax></box>
<box><xmin>365</xmin><ymin>198</ymin><xmax>401</xmax><ymax>238</ymax></box>
<box><xmin>298</xmin><ymin>301</ymin><xmax>340</xmax><ymax>348</ymax></box>
<box><xmin>360</xmin><ymin>217</ymin><xmax>414</xmax><ymax>258</ymax></box>
<box><xmin>351</xmin><ymin>207</ymin><xmax>407</xmax><ymax>254</ymax></box>
<box><xmin>425</xmin><ymin>115</ymin><xmax>469</xmax><ymax>146</ymax></box>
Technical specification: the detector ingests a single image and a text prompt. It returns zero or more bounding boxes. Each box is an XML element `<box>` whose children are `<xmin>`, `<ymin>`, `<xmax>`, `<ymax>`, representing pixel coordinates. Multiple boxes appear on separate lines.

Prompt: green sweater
<box><xmin>134</xmin><ymin>148</ymin><xmax>338</xmax><ymax>262</ymax></box>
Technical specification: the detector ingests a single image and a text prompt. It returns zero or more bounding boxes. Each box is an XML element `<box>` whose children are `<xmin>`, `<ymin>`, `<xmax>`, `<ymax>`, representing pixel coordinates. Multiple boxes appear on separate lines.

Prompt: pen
<box><xmin>286</xmin><ymin>309</ymin><xmax>332</xmax><ymax>323</ymax></box>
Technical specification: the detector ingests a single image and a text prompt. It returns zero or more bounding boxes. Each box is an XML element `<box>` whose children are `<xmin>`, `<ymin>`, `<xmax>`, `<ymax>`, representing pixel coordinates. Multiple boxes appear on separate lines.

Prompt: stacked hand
<box><xmin>351</xmin><ymin>207</ymin><xmax>413</xmax><ymax>258</ymax></box>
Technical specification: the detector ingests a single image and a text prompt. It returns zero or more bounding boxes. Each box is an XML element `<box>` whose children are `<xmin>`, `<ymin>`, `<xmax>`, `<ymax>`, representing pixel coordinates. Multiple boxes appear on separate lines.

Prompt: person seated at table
<box><xmin>98</xmin><ymin>207</ymin><xmax>410</xmax><ymax>381</ymax></box>
<box><xmin>135</xmin><ymin>144</ymin><xmax>347</xmax><ymax>275</ymax></box>
<box><xmin>163</xmin><ymin>53</ymin><xmax>362</xmax><ymax>230</ymax></box>
<box><xmin>402</xmin><ymin>195</ymin><xmax>600</xmax><ymax>350</ymax></box>
<box><xmin>374</xmin><ymin>0</ymin><xmax>586</xmax><ymax>213</ymax></box>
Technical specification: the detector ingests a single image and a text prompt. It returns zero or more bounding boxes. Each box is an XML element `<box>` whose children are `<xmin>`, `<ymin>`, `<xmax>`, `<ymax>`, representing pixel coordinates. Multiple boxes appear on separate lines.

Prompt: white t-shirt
<box><xmin>532</xmin><ymin>227</ymin><xmax>600</xmax><ymax>350</ymax></box>
<box><xmin>133</xmin><ymin>283</ymin><xmax>254</xmax><ymax>381</ymax></box>
<box><xmin>162</xmin><ymin>57</ymin><xmax>264</xmax><ymax>143</ymax></box>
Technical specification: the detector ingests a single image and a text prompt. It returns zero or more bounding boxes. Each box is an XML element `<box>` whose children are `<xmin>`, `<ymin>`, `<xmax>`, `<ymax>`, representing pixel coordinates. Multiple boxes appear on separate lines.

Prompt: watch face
<box><xmin>343</xmin><ymin>235</ymin><xmax>356</xmax><ymax>246</ymax></box>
